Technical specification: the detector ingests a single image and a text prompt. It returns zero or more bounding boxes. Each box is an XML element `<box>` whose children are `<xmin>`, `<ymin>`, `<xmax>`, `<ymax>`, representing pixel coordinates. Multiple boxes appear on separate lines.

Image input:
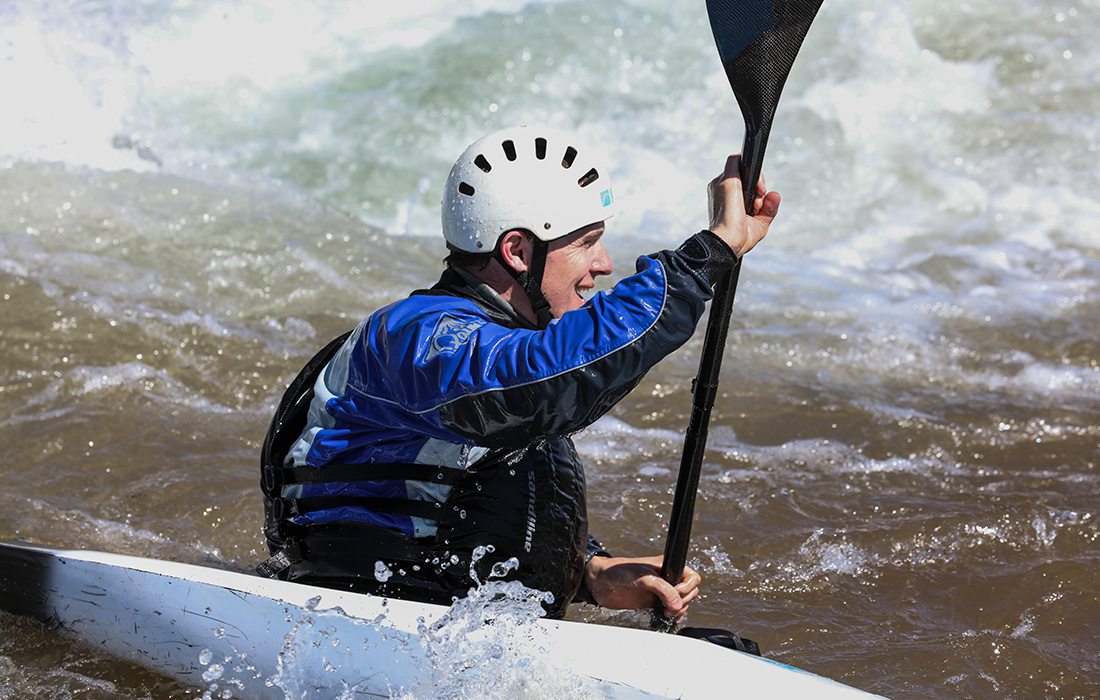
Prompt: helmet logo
<box><xmin>600</xmin><ymin>188</ymin><xmax>614</xmax><ymax>207</ymax></box>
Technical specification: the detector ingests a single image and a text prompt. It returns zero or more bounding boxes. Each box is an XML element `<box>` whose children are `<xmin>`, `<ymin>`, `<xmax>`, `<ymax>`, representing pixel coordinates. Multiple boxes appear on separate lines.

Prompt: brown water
<box><xmin>3</xmin><ymin>0</ymin><xmax>1100</xmax><ymax>696</ymax></box>
<box><xmin>1</xmin><ymin>163</ymin><xmax>1097</xmax><ymax>699</ymax></box>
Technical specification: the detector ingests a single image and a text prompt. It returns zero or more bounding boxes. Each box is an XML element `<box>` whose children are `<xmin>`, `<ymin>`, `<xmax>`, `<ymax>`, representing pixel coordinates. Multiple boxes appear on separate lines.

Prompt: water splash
<box><xmin>263</xmin><ymin>596</ymin><xmax>367</xmax><ymax>700</ymax></box>
<box><xmin>404</xmin><ymin>578</ymin><xmax>605</xmax><ymax>700</ymax></box>
<box><xmin>467</xmin><ymin>544</ymin><xmax>522</xmax><ymax>588</ymax></box>
<box><xmin>700</xmin><ymin>543</ymin><xmax>743</xmax><ymax>577</ymax></box>
<box><xmin>489</xmin><ymin>557</ymin><xmax>520</xmax><ymax>580</ymax></box>
<box><xmin>375</xmin><ymin>560</ymin><xmax>394</xmax><ymax>582</ymax></box>
<box><xmin>797</xmin><ymin>529</ymin><xmax>872</xmax><ymax>577</ymax></box>
<box><xmin>198</xmin><ymin>646</ymin><xmax>242</xmax><ymax>700</ymax></box>
<box><xmin>247</xmin><ymin>552</ymin><xmax>605</xmax><ymax>699</ymax></box>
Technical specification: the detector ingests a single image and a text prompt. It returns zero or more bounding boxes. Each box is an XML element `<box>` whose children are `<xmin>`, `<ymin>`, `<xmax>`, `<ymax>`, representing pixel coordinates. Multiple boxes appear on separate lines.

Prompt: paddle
<box><xmin>655</xmin><ymin>0</ymin><xmax>825</xmax><ymax>634</ymax></box>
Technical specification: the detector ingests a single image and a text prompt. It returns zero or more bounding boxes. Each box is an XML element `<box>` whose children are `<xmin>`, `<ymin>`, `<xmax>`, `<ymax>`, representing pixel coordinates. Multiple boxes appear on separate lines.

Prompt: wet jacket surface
<box><xmin>265</xmin><ymin>231</ymin><xmax>736</xmax><ymax>615</ymax></box>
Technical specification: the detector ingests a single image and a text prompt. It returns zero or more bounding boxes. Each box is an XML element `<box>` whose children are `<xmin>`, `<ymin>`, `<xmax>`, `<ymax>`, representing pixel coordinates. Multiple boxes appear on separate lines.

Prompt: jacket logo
<box><xmin>426</xmin><ymin>313</ymin><xmax>483</xmax><ymax>361</ymax></box>
<box><xmin>524</xmin><ymin>469</ymin><xmax>536</xmax><ymax>553</ymax></box>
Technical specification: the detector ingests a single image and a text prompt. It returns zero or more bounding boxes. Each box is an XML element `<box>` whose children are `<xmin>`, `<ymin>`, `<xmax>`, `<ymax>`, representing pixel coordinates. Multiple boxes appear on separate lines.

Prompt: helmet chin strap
<box><xmin>495</xmin><ymin>235</ymin><xmax>552</xmax><ymax>329</ymax></box>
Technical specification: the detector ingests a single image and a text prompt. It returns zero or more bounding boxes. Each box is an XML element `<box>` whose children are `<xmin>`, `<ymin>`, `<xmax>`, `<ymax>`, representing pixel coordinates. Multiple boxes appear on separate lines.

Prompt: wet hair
<box><xmin>443</xmin><ymin>244</ymin><xmax>495</xmax><ymax>271</ymax></box>
<box><xmin>443</xmin><ymin>229</ymin><xmax>533</xmax><ymax>271</ymax></box>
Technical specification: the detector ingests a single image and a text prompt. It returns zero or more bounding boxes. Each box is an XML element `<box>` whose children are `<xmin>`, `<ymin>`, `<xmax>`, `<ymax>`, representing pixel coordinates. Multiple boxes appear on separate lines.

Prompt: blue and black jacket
<box><xmin>260</xmin><ymin>231</ymin><xmax>736</xmax><ymax>616</ymax></box>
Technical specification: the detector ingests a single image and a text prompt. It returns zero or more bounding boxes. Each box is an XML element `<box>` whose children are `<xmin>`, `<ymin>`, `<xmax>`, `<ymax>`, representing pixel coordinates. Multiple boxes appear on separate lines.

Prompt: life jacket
<box><xmin>258</xmin><ymin>271</ymin><xmax>590</xmax><ymax>617</ymax></box>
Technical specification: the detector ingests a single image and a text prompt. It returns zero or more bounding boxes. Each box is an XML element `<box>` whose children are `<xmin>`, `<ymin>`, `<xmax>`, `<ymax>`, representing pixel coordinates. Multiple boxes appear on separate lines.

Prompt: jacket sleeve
<box><xmin>358</xmin><ymin>231</ymin><xmax>736</xmax><ymax>448</ymax></box>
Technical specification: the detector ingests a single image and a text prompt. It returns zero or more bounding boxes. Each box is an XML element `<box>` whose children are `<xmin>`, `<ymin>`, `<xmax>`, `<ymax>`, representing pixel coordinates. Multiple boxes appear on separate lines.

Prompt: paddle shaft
<box><xmin>656</xmin><ymin>163</ymin><xmax>754</xmax><ymax>629</ymax></box>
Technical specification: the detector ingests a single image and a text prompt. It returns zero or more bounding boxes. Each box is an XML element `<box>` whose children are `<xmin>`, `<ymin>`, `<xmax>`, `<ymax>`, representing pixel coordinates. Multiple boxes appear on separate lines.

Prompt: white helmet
<box><xmin>442</xmin><ymin>125</ymin><xmax>615</xmax><ymax>253</ymax></box>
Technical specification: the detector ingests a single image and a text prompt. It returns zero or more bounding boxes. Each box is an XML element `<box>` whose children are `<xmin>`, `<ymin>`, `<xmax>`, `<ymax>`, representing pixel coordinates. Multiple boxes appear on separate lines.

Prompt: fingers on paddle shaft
<box><xmin>717</xmin><ymin>153</ymin><xmax>758</xmax><ymax>216</ymax></box>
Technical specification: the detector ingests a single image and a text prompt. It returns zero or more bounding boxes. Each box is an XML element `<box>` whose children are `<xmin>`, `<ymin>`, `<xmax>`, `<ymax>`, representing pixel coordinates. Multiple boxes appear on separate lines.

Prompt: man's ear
<box><xmin>498</xmin><ymin>229</ymin><xmax>532</xmax><ymax>274</ymax></box>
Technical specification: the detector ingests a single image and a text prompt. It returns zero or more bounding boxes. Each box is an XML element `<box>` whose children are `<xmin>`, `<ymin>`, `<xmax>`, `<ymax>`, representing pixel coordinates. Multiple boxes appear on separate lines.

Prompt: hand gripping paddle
<box><xmin>655</xmin><ymin>0</ymin><xmax>825</xmax><ymax>636</ymax></box>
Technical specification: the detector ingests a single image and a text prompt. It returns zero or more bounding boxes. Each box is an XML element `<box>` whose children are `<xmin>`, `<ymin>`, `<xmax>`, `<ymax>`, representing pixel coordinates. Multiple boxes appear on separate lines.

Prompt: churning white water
<box><xmin>1</xmin><ymin>1</ymin><xmax>1098</xmax><ymax>698</ymax></box>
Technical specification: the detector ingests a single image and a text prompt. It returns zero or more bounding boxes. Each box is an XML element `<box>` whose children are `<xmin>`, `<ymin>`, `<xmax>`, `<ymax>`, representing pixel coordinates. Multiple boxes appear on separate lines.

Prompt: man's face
<box><xmin>542</xmin><ymin>222</ymin><xmax>613</xmax><ymax>318</ymax></box>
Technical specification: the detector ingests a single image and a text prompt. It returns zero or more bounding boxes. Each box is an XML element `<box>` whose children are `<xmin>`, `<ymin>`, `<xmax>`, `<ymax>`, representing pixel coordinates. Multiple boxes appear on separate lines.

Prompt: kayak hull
<box><xmin>0</xmin><ymin>541</ymin><xmax>880</xmax><ymax>699</ymax></box>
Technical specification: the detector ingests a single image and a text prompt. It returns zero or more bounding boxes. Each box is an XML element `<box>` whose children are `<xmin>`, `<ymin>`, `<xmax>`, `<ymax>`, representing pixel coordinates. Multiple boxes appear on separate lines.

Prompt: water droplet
<box><xmin>489</xmin><ymin>557</ymin><xmax>520</xmax><ymax>579</ymax></box>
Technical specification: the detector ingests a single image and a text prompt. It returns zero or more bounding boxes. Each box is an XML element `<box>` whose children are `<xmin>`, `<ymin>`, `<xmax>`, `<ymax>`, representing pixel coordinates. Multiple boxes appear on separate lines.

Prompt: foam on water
<box><xmin>3</xmin><ymin>0</ymin><xmax>1099</xmax><ymax>696</ymax></box>
<box><xmin>574</xmin><ymin>416</ymin><xmax>683</xmax><ymax>465</ymax></box>
<box><xmin>0</xmin><ymin>1</ymin><xmax>572</xmax><ymax>172</ymax></box>
<box><xmin>6</xmin><ymin>362</ymin><xmax>233</xmax><ymax>420</ymax></box>
<box><xmin>4</xmin><ymin>1</ymin><xmax>1098</xmax><ymax>373</ymax></box>
<box><xmin>721</xmin><ymin>507</ymin><xmax>1099</xmax><ymax>600</ymax></box>
<box><xmin>15</xmin><ymin>498</ymin><xmax>224</xmax><ymax>563</ymax></box>
<box><xmin>0</xmin><ymin>13</ymin><xmax>146</xmax><ymax>171</ymax></box>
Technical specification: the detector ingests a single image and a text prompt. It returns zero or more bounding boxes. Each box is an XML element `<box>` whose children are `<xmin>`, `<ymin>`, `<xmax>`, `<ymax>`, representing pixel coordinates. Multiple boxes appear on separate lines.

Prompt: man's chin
<box><xmin>549</xmin><ymin>300</ymin><xmax>585</xmax><ymax>319</ymax></box>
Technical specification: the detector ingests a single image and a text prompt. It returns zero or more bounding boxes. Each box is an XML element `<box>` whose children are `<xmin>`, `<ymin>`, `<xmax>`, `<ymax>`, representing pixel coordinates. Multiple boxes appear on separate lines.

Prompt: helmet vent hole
<box><xmin>458</xmin><ymin>182</ymin><xmax>476</xmax><ymax>196</ymax></box>
<box><xmin>474</xmin><ymin>155</ymin><xmax>492</xmax><ymax>172</ymax></box>
<box><xmin>502</xmin><ymin>140</ymin><xmax>517</xmax><ymax>161</ymax></box>
<box><xmin>562</xmin><ymin>146</ymin><xmax>577</xmax><ymax>169</ymax></box>
<box><xmin>535</xmin><ymin>137</ymin><xmax>547</xmax><ymax>160</ymax></box>
<box><xmin>577</xmin><ymin>168</ymin><xmax>599</xmax><ymax>188</ymax></box>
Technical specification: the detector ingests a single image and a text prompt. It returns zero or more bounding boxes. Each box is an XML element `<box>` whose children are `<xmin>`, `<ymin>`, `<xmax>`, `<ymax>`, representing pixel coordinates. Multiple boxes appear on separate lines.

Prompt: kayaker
<box><xmin>259</xmin><ymin>125</ymin><xmax>781</xmax><ymax>621</ymax></box>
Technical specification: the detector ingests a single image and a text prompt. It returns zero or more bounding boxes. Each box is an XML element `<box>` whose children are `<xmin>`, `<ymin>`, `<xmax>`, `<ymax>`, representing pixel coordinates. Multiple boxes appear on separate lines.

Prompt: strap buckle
<box><xmin>255</xmin><ymin>540</ymin><xmax>304</xmax><ymax>579</ymax></box>
<box><xmin>261</xmin><ymin>464</ymin><xmax>283</xmax><ymax>494</ymax></box>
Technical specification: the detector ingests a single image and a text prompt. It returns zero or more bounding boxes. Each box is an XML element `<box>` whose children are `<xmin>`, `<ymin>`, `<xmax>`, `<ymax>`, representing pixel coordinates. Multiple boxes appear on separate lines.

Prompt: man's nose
<box><xmin>592</xmin><ymin>243</ymin><xmax>613</xmax><ymax>275</ymax></box>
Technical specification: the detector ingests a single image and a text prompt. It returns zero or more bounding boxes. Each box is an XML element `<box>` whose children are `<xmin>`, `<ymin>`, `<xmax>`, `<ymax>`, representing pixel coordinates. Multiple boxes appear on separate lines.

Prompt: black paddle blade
<box><xmin>706</xmin><ymin>0</ymin><xmax>824</xmax><ymax>212</ymax></box>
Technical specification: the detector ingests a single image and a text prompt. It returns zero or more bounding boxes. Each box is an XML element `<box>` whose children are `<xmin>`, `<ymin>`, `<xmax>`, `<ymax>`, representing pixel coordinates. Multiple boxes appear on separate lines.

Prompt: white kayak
<box><xmin>0</xmin><ymin>541</ymin><xmax>882</xmax><ymax>699</ymax></box>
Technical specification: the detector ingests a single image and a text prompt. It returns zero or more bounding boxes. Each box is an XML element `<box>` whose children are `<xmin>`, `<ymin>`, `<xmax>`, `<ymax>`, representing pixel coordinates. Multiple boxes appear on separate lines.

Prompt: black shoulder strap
<box><xmin>263</xmin><ymin>462</ymin><xmax>466</xmax><ymax>493</ymax></box>
<box><xmin>260</xmin><ymin>330</ymin><xmax>352</xmax><ymax>496</ymax></box>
